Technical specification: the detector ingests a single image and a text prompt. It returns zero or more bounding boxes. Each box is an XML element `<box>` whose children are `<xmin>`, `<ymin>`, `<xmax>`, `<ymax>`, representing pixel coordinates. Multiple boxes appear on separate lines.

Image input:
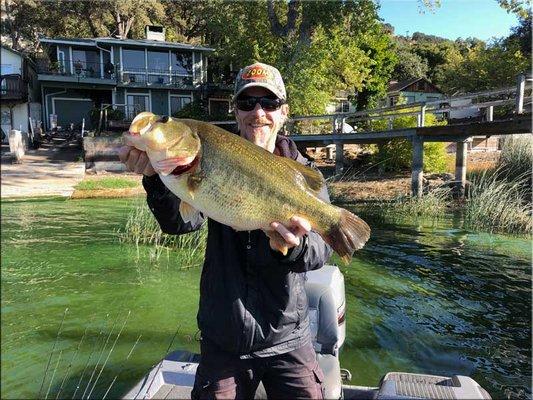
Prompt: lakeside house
<box><xmin>36</xmin><ymin>26</ymin><xmax>214</xmax><ymax>131</ymax></box>
<box><xmin>384</xmin><ymin>77</ymin><xmax>445</xmax><ymax>107</ymax></box>
<box><xmin>1</xmin><ymin>45</ymin><xmax>41</xmax><ymax>143</ymax></box>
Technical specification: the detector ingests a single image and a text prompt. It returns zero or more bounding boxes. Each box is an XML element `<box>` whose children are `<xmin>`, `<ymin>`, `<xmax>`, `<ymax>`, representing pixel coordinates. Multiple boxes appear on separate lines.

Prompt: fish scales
<box><xmin>193</xmin><ymin>122</ymin><xmax>333</xmax><ymax>230</ymax></box>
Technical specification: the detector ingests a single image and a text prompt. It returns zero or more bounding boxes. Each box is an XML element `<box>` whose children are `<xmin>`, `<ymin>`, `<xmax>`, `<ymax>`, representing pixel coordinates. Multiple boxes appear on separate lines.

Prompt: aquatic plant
<box><xmin>463</xmin><ymin>169</ymin><xmax>532</xmax><ymax>235</ymax></box>
<box><xmin>360</xmin><ymin>186</ymin><xmax>451</xmax><ymax>222</ymax></box>
<box><xmin>497</xmin><ymin>134</ymin><xmax>532</xmax><ymax>184</ymax></box>
<box><xmin>118</xmin><ymin>199</ymin><xmax>207</xmax><ymax>267</ymax></box>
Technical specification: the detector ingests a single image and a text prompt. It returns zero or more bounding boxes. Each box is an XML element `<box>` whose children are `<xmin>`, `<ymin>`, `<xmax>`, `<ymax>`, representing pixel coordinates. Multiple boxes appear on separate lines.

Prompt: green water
<box><xmin>1</xmin><ymin>199</ymin><xmax>531</xmax><ymax>399</ymax></box>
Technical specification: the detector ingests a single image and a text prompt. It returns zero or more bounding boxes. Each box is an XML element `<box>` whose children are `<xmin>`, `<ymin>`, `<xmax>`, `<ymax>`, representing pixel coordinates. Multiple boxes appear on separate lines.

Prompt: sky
<box><xmin>378</xmin><ymin>0</ymin><xmax>521</xmax><ymax>41</ymax></box>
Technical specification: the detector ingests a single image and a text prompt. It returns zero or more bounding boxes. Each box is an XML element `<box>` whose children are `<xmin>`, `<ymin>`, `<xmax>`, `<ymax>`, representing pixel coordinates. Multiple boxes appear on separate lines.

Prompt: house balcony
<box><xmin>36</xmin><ymin>60</ymin><xmax>116</xmax><ymax>86</ymax></box>
<box><xmin>117</xmin><ymin>68</ymin><xmax>195</xmax><ymax>89</ymax></box>
<box><xmin>0</xmin><ymin>74</ymin><xmax>27</xmax><ymax>102</ymax></box>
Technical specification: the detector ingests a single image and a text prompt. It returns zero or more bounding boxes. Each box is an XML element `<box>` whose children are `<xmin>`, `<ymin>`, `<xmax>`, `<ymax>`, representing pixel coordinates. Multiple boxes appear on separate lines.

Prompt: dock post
<box><xmin>335</xmin><ymin>141</ymin><xmax>344</xmax><ymax>176</ymax></box>
<box><xmin>419</xmin><ymin>105</ymin><xmax>426</xmax><ymax>127</ymax></box>
<box><xmin>455</xmin><ymin>140</ymin><xmax>468</xmax><ymax>198</ymax></box>
<box><xmin>516</xmin><ymin>74</ymin><xmax>526</xmax><ymax>114</ymax></box>
<box><xmin>411</xmin><ymin>136</ymin><xmax>424</xmax><ymax>197</ymax></box>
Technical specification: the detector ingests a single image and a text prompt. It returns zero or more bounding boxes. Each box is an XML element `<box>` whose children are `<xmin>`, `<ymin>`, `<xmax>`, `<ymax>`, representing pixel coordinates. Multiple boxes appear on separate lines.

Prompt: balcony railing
<box><xmin>37</xmin><ymin>59</ymin><xmax>195</xmax><ymax>88</ymax></box>
<box><xmin>0</xmin><ymin>74</ymin><xmax>27</xmax><ymax>100</ymax></box>
<box><xmin>119</xmin><ymin>67</ymin><xmax>193</xmax><ymax>87</ymax></box>
<box><xmin>37</xmin><ymin>60</ymin><xmax>116</xmax><ymax>80</ymax></box>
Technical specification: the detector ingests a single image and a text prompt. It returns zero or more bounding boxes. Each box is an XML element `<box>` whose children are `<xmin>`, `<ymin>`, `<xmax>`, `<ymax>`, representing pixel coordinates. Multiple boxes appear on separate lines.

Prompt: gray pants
<box><xmin>191</xmin><ymin>339</ymin><xmax>324</xmax><ymax>400</ymax></box>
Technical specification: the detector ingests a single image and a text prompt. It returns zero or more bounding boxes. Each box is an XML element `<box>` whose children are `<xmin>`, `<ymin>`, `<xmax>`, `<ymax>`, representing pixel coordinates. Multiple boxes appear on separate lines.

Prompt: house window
<box><xmin>1</xmin><ymin>110</ymin><xmax>10</xmax><ymax>124</ymax></box>
<box><xmin>389</xmin><ymin>96</ymin><xmax>398</xmax><ymax>106</ymax></box>
<box><xmin>171</xmin><ymin>51</ymin><xmax>192</xmax><ymax>75</ymax></box>
<box><xmin>122</xmin><ymin>49</ymin><xmax>145</xmax><ymax>71</ymax></box>
<box><xmin>405</xmin><ymin>95</ymin><xmax>416</xmax><ymax>104</ymax></box>
<box><xmin>126</xmin><ymin>94</ymin><xmax>149</xmax><ymax>120</ymax></box>
<box><xmin>57</xmin><ymin>51</ymin><xmax>66</xmax><ymax>73</ymax></box>
<box><xmin>170</xmin><ymin>95</ymin><xmax>192</xmax><ymax>116</ymax></box>
<box><xmin>0</xmin><ymin>64</ymin><xmax>15</xmax><ymax>75</ymax></box>
<box><xmin>72</xmin><ymin>49</ymin><xmax>99</xmax><ymax>77</ymax></box>
<box><xmin>335</xmin><ymin>100</ymin><xmax>350</xmax><ymax>113</ymax></box>
<box><xmin>208</xmin><ymin>99</ymin><xmax>231</xmax><ymax>117</ymax></box>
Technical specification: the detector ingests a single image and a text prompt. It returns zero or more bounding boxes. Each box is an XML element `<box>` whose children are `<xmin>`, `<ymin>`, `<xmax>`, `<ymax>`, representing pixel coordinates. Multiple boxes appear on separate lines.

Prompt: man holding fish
<box><xmin>119</xmin><ymin>62</ymin><xmax>370</xmax><ymax>399</ymax></box>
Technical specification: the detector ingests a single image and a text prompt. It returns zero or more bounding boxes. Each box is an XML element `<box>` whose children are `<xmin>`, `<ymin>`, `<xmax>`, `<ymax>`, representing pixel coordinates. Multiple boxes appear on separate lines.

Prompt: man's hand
<box><xmin>264</xmin><ymin>216</ymin><xmax>311</xmax><ymax>255</ymax></box>
<box><xmin>118</xmin><ymin>145</ymin><xmax>156</xmax><ymax>176</ymax></box>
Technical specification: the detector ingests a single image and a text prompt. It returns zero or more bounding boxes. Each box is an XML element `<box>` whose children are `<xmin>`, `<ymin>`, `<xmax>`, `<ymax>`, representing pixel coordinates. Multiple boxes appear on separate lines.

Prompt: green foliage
<box><xmin>391</xmin><ymin>41</ymin><xmax>429</xmax><ymax>81</ymax></box>
<box><xmin>436</xmin><ymin>39</ymin><xmax>530</xmax><ymax>93</ymax></box>
<box><xmin>370</xmin><ymin>99</ymin><xmax>448</xmax><ymax>172</ymax></box>
<box><xmin>172</xmin><ymin>100</ymin><xmax>209</xmax><ymax>121</ymax></box>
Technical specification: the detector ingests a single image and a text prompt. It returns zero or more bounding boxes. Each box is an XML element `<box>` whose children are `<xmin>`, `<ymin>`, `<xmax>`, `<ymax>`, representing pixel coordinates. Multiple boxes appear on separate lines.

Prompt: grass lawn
<box><xmin>75</xmin><ymin>176</ymin><xmax>142</xmax><ymax>191</ymax></box>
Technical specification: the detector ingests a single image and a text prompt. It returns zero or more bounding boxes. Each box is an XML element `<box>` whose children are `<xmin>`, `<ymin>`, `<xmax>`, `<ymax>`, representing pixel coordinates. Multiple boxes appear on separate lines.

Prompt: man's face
<box><xmin>234</xmin><ymin>87</ymin><xmax>288</xmax><ymax>152</ymax></box>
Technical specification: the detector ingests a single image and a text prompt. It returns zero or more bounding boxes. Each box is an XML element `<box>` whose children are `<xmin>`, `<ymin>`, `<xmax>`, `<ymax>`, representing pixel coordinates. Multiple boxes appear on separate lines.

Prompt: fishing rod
<box><xmin>102</xmin><ymin>333</ymin><xmax>143</xmax><ymax>400</ymax></box>
<box><xmin>72</xmin><ymin>313</ymin><xmax>110</xmax><ymax>400</ymax></box>
<box><xmin>81</xmin><ymin>312</ymin><xmax>121</xmax><ymax>399</ymax></box>
<box><xmin>55</xmin><ymin>323</ymin><xmax>91</xmax><ymax>399</ymax></box>
<box><xmin>140</xmin><ymin>322</ymin><xmax>181</xmax><ymax>400</ymax></box>
<box><xmin>44</xmin><ymin>350</ymin><xmax>63</xmax><ymax>400</ymax></box>
<box><xmin>86</xmin><ymin>311</ymin><xmax>131</xmax><ymax>399</ymax></box>
<box><xmin>38</xmin><ymin>307</ymin><xmax>69</xmax><ymax>399</ymax></box>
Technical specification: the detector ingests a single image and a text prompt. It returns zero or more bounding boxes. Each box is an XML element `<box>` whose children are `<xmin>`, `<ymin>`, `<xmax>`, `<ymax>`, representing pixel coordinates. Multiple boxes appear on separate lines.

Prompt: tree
<box><xmin>506</xmin><ymin>13</ymin><xmax>532</xmax><ymax>57</ymax></box>
<box><xmin>391</xmin><ymin>38</ymin><xmax>429</xmax><ymax>81</ymax></box>
<box><xmin>436</xmin><ymin>39</ymin><xmax>530</xmax><ymax>93</ymax></box>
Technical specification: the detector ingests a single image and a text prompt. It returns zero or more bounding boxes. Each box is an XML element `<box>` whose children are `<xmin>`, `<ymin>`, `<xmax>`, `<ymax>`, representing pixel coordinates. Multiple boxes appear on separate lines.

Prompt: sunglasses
<box><xmin>234</xmin><ymin>96</ymin><xmax>285</xmax><ymax>112</ymax></box>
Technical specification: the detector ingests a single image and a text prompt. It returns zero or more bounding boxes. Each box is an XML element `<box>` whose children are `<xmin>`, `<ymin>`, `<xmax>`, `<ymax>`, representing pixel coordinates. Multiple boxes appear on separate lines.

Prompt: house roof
<box><xmin>1</xmin><ymin>44</ymin><xmax>37</xmax><ymax>68</ymax></box>
<box><xmin>387</xmin><ymin>77</ymin><xmax>443</xmax><ymax>94</ymax></box>
<box><xmin>1</xmin><ymin>44</ymin><xmax>27</xmax><ymax>58</ymax></box>
<box><xmin>39</xmin><ymin>36</ymin><xmax>215</xmax><ymax>52</ymax></box>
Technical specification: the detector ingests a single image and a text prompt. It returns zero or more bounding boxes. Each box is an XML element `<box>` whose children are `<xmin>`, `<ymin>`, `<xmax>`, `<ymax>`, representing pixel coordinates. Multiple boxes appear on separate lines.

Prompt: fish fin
<box><xmin>323</xmin><ymin>208</ymin><xmax>371</xmax><ymax>265</ymax></box>
<box><xmin>266</xmin><ymin>229</ymin><xmax>290</xmax><ymax>256</ymax></box>
<box><xmin>280</xmin><ymin>158</ymin><xmax>324</xmax><ymax>193</ymax></box>
<box><xmin>179</xmin><ymin>201</ymin><xmax>202</xmax><ymax>225</ymax></box>
<box><xmin>187</xmin><ymin>169</ymin><xmax>205</xmax><ymax>199</ymax></box>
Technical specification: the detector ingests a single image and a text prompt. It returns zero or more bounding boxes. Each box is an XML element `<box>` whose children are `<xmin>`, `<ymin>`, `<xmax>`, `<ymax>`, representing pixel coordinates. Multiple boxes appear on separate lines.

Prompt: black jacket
<box><xmin>142</xmin><ymin>135</ymin><xmax>333</xmax><ymax>357</ymax></box>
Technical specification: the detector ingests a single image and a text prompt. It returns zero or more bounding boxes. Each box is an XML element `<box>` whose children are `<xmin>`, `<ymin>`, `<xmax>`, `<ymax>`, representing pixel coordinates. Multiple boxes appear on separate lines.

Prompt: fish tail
<box><xmin>323</xmin><ymin>208</ymin><xmax>371</xmax><ymax>265</ymax></box>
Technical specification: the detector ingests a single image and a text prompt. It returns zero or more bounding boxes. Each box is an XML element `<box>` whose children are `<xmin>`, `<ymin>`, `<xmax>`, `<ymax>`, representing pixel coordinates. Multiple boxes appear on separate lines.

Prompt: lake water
<box><xmin>1</xmin><ymin>198</ymin><xmax>531</xmax><ymax>399</ymax></box>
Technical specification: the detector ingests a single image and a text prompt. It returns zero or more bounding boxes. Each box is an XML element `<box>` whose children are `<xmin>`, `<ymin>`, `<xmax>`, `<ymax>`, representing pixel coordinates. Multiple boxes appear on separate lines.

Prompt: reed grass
<box><xmin>497</xmin><ymin>135</ymin><xmax>532</xmax><ymax>182</ymax></box>
<box><xmin>118</xmin><ymin>199</ymin><xmax>207</xmax><ymax>267</ymax></box>
<box><xmin>361</xmin><ymin>186</ymin><xmax>451</xmax><ymax>222</ymax></box>
<box><xmin>463</xmin><ymin>169</ymin><xmax>532</xmax><ymax>235</ymax></box>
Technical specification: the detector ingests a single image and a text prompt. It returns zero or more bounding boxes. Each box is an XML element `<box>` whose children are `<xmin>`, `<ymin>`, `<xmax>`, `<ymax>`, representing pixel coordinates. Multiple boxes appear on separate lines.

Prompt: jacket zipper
<box><xmin>241</xmin><ymin>231</ymin><xmax>252</xmax><ymax>352</ymax></box>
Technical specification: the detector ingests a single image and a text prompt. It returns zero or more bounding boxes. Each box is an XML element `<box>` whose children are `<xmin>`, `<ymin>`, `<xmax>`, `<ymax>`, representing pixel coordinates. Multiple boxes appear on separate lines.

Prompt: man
<box><xmin>119</xmin><ymin>62</ymin><xmax>332</xmax><ymax>399</ymax></box>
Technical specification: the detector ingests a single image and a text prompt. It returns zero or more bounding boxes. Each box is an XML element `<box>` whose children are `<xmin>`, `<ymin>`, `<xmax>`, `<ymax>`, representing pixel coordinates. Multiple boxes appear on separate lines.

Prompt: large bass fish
<box><xmin>125</xmin><ymin>112</ymin><xmax>370</xmax><ymax>263</ymax></box>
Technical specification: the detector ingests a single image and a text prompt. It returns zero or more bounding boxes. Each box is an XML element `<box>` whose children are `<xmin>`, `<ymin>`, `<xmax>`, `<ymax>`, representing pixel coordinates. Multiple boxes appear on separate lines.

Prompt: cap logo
<box><xmin>242</xmin><ymin>66</ymin><xmax>272</xmax><ymax>80</ymax></box>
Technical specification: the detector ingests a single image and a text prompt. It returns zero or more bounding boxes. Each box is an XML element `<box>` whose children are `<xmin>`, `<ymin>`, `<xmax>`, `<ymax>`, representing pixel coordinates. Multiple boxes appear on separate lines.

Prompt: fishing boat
<box><xmin>123</xmin><ymin>265</ymin><xmax>492</xmax><ymax>400</ymax></box>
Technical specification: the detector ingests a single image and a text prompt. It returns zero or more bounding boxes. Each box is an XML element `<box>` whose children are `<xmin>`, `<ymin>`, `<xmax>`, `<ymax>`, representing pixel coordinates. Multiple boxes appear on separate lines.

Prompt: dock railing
<box><xmin>209</xmin><ymin>73</ymin><xmax>532</xmax><ymax>198</ymax></box>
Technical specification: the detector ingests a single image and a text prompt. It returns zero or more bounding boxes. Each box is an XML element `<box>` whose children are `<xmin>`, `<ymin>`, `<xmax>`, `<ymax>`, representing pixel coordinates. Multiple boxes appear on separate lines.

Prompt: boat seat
<box><xmin>255</xmin><ymin>281</ymin><xmax>343</xmax><ymax>399</ymax></box>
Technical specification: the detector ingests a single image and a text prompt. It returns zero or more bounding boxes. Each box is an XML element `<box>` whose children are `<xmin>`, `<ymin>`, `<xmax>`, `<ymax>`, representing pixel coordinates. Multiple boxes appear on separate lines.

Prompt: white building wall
<box><xmin>12</xmin><ymin>103</ymin><xmax>29</xmax><ymax>132</ymax></box>
<box><xmin>0</xmin><ymin>47</ymin><xmax>23</xmax><ymax>75</ymax></box>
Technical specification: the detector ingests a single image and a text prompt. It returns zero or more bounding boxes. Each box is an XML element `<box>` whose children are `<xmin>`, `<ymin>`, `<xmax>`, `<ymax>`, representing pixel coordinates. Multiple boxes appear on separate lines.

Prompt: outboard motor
<box><xmin>305</xmin><ymin>265</ymin><xmax>347</xmax><ymax>399</ymax></box>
